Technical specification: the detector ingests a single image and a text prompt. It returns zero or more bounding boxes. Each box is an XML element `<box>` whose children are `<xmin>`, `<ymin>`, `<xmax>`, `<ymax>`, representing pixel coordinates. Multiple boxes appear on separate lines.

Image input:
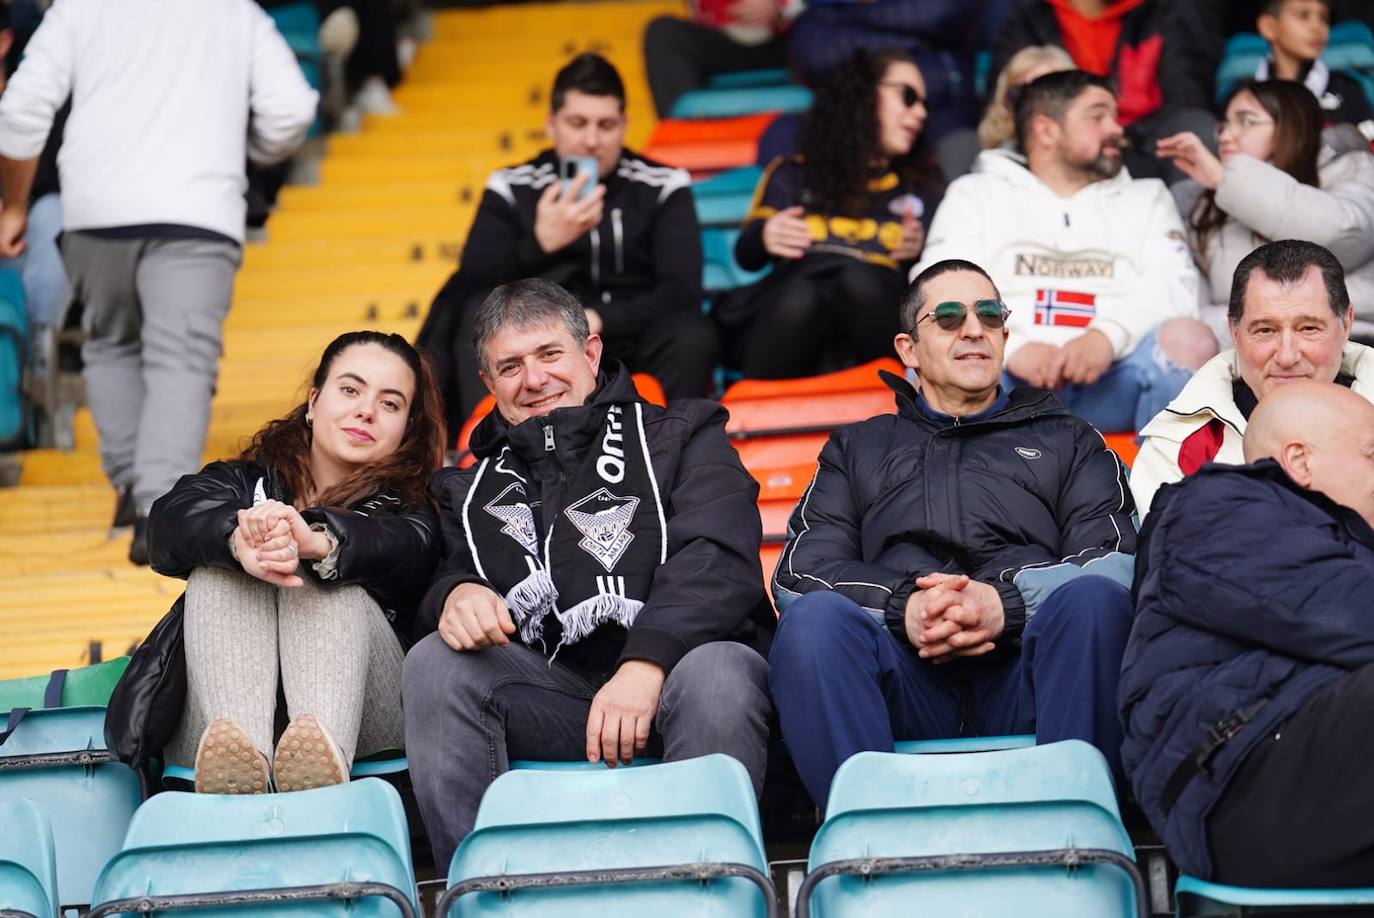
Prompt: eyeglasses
<box><xmin>1216</xmin><ymin>112</ymin><xmax>1274</xmax><ymax>137</ymax></box>
<box><xmin>914</xmin><ymin>299</ymin><xmax>1011</xmax><ymax>334</ymax></box>
<box><xmin>880</xmin><ymin>81</ymin><xmax>926</xmax><ymax>109</ymax></box>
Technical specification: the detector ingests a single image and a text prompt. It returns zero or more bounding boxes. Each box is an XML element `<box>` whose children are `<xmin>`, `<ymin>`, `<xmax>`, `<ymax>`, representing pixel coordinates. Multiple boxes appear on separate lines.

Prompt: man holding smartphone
<box><xmin>421</xmin><ymin>53</ymin><xmax>714</xmax><ymax>431</ymax></box>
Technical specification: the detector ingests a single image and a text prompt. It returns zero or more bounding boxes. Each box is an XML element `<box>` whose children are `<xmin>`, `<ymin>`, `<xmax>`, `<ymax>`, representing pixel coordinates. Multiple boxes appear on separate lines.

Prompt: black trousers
<box><xmin>729</xmin><ymin>256</ymin><xmax>904</xmax><ymax>380</ymax></box>
<box><xmin>643</xmin><ymin>17</ymin><xmax>789</xmax><ymax>119</ymax></box>
<box><xmin>451</xmin><ymin>291</ymin><xmax>720</xmax><ymax>422</ymax></box>
<box><xmin>1208</xmin><ymin>662</ymin><xmax>1374</xmax><ymax>888</ymax></box>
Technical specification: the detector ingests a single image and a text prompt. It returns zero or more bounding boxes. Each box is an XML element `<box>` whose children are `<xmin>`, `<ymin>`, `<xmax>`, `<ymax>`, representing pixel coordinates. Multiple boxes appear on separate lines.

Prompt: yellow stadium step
<box><xmin>1</xmin><ymin>0</ymin><xmax>681</xmax><ymax>681</ymax></box>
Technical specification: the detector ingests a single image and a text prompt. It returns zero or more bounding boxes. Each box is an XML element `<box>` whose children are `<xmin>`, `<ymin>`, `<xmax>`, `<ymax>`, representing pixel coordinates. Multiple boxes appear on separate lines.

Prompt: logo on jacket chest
<box><xmin>1014</xmin><ymin>254</ymin><xmax>1115</xmax><ymax>278</ymax></box>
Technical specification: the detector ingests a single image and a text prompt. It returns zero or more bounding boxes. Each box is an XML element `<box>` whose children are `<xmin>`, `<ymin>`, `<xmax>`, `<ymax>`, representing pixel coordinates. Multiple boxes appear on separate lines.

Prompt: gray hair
<box><xmin>472</xmin><ymin>278</ymin><xmax>590</xmax><ymax>373</ymax></box>
<box><xmin>900</xmin><ymin>258</ymin><xmax>1002</xmax><ymax>336</ymax></box>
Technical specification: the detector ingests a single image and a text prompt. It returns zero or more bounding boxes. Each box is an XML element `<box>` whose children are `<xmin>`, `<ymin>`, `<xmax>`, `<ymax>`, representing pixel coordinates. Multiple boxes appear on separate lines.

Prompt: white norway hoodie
<box><xmin>916</xmin><ymin>148</ymin><xmax>1201</xmax><ymax>361</ymax></box>
<box><xmin>0</xmin><ymin>0</ymin><xmax>318</xmax><ymax>243</ymax></box>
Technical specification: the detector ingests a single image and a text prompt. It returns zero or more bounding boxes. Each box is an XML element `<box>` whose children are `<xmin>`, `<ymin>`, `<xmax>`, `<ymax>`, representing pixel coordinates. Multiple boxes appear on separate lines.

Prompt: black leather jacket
<box><xmin>149</xmin><ymin>459</ymin><xmax>441</xmax><ymax>635</ymax></box>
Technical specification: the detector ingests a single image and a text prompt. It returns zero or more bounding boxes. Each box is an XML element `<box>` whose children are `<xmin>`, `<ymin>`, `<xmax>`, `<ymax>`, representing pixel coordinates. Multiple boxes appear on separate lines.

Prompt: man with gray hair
<box><xmin>402</xmin><ymin>278</ymin><xmax>774</xmax><ymax>870</ymax></box>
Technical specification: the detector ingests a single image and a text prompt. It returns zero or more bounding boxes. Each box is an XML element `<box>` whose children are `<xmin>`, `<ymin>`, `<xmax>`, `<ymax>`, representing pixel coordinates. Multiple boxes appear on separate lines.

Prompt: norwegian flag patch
<box><xmin>1034</xmin><ymin>289</ymin><xmax>1096</xmax><ymax>327</ymax></box>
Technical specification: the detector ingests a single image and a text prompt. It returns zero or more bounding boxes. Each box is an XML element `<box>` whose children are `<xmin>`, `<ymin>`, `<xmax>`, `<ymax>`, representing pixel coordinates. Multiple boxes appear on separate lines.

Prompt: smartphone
<box><xmin>559</xmin><ymin>155</ymin><xmax>600</xmax><ymax>200</ymax></box>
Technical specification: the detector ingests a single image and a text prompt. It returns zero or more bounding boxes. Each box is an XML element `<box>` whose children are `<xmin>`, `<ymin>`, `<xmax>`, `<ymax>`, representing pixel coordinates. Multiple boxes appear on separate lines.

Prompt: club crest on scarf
<box><xmin>565</xmin><ymin>488</ymin><xmax>640</xmax><ymax>572</ymax></box>
<box><xmin>483</xmin><ymin>482</ymin><xmax>539</xmax><ymax>555</ymax></box>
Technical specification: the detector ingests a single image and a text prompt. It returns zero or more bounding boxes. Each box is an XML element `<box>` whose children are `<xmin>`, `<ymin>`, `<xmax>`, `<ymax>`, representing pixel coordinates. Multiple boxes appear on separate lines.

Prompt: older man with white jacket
<box><xmin>1131</xmin><ymin>239</ymin><xmax>1374</xmax><ymax>517</ymax></box>
<box><xmin>916</xmin><ymin>70</ymin><xmax>1216</xmax><ymax>435</ymax></box>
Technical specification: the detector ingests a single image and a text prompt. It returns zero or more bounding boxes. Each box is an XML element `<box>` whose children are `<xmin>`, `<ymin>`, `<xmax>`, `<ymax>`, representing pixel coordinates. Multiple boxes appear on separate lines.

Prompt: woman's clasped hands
<box><xmin>231</xmin><ymin>499</ymin><xmax>332</xmax><ymax>588</ymax></box>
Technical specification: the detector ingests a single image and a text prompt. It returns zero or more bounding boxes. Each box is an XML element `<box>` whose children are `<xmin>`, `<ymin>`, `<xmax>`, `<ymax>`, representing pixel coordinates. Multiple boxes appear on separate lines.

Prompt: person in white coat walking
<box><xmin>0</xmin><ymin>0</ymin><xmax>318</xmax><ymax>563</ymax></box>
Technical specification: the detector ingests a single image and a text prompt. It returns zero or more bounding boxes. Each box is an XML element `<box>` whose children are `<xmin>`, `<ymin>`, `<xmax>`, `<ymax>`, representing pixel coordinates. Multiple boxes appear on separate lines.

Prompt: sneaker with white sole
<box><xmin>273</xmin><ymin>714</ymin><xmax>349</xmax><ymax>792</ymax></box>
<box><xmin>194</xmin><ymin>719</ymin><xmax>271</xmax><ymax>794</ymax></box>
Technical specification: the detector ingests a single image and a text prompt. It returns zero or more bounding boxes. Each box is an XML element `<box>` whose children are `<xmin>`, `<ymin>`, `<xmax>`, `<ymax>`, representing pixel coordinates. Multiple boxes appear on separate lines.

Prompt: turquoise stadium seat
<box><xmin>439</xmin><ymin>754</ymin><xmax>777</xmax><ymax>917</ymax></box>
<box><xmin>671</xmin><ymin>85</ymin><xmax>812</xmax><ymax>120</ymax></box>
<box><xmin>1175</xmin><ymin>875</ymin><xmax>1374</xmax><ymax>916</ymax></box>
<box><xmin>894</xmin><ymin>735</ymin><xmax>1035</xmax><ymax>755</ymax></box>
<box><xmin>266</xmin><ymin>1</ymin><xmax>323</xmax><ymax>136</ymax></box>
<box><xmin>0</xmin><ymin>800</ymin><xmax>58</xmax><ymax>918</ymax></box>
<box><xmin>703</xmin><ymin>227</ymin><xmax>771</xmax><ymax>294</ymax></box>
<box><xmin>161</xmin><ymin>752</ymin><xmax>408</xmax><ymax>784</ymax></box>
<box><xmin>705</xmin><ymin>69</ymin><xmax>791</xmax><ymax>90</ymax></box>
<box><xmin>87</xmin><ymin>778</ymin><xmax>418</xmax><ymax>917</ymax></box>
<box><xmin>693</xmin><ymin>166</ymin><xmax>764</xmax><ymax>227</ymax></box>
<box><xmin>798</xmin><ymin>740</ymin><xmax>1146</xmax><ymax>918</ymax></box>
<box><xmin>508</xmin><ymin>757</ymin><xmax>659</xmax><ymax>771</ymax></box>
<box><xmin>0</xmin><ymin>707</ymin><xmax>140</xmax><ymax>911</ymax></box>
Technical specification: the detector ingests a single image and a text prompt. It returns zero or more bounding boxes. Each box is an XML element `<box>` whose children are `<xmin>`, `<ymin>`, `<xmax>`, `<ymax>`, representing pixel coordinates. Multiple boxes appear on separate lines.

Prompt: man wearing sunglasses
<box><xmin>916</xmin><ymin>69</ymin><xmax>1218</xmax><ymax>436</ymax></box>
<box><xmin>768</xmin><ymin>258</ymin><xmax>1138</xmax><ymax>810</ymax></box>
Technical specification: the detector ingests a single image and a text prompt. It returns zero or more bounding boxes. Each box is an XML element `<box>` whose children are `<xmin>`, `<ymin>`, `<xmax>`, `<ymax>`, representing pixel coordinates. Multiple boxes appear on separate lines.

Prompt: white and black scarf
<box><xmin>460</xmin><ymin>403</ymin><xmax>667</xmax><ymax>653</ymax></box>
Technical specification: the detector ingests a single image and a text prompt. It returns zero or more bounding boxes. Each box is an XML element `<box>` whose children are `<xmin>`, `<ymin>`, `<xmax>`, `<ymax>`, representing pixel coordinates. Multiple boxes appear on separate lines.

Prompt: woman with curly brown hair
<box><xmin>720</xmin><ymin>48</ymin><xmax>943</xmax><ymax>379</ymax></box>
<box><xmin>145</xmin><ymin>330</ymin><xmax>447</xmax><ymax>794</ymax></box>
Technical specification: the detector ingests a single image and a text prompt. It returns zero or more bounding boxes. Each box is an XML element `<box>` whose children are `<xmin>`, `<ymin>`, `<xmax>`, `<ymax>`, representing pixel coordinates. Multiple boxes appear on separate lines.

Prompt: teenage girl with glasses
<box><xmin>1156</xmin><ymin>79</ymin><xmax>1374</xmax><ymax>341</ymax></box>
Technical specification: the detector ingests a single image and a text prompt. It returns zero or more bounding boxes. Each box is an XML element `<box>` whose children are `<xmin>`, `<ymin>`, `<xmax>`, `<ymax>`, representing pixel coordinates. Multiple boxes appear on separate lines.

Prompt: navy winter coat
<box><xmin>774</xmin><ymin>375</ymin><xmax>1137</xmax><ymax>647</ymax></box>
<box><xmin>1120</xmin><ymin>459</ymin><xmax>1374</xmax><ymax>878</ymax></box>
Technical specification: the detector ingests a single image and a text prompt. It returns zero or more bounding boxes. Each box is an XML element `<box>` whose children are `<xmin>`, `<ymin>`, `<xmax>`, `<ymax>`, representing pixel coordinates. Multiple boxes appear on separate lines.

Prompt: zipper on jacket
<box><xmin>542</xmin><ymin>420</ymin><xmax>555</xmax><ymax>452</ymax></box>
<box><xmin>612</xmin><ymin>207</ymin><xmax>624</xmax><ymax>274</ymax></box>
<box><xmin>590</xmin><ymin>227</ymin><xmax>601</xmax><ymax>288</ymax></box>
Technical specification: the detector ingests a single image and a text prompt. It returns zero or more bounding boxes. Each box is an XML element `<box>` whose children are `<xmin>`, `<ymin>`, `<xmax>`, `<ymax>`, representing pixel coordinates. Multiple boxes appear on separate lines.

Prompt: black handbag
<box><xmin>104</xmin><ymin>595</ymin><xmax>186</xmax><ymax>775</ymax></box>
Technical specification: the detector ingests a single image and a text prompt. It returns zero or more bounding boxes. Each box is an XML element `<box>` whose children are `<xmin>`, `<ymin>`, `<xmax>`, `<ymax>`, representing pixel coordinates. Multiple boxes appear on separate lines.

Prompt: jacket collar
<box><xmin>469</xmin><ymin>360</ymin><xmax>640</xmax><ymax>462</ymax></box>
<box><xmin>881</xmin><ymin>370</ymin><xmax>1064</xmax><ymax>429</ymax></box>
<box><xmin>972</xmin><ymin>147</ymin><xmax>1135</xmax><ymax>199</ymax></box>
<box><xmin>1196</xmin><ymin>458</ymin><xmax>1374</xmax><ymax>549</ymax></box>
<box><xmin>1141</xmin><ymin>342</ymin><xmax>1374</xmax><ymax>439</ymax></box>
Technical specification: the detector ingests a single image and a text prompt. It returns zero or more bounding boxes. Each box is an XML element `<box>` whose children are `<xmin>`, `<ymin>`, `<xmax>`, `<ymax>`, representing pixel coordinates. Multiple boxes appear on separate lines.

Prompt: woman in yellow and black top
<box><xmin>720</xmin><ymin>48</ymin><xmax>943</xmax><ymax>379</ymax></box>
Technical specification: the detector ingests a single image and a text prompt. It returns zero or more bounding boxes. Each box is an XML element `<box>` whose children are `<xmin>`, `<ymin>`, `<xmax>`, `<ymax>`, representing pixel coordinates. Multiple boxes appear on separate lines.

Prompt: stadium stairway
<box><xmin>0</xmin><ymin>0</ymin><xmax>683</xmax><ymax>681</ymax></box>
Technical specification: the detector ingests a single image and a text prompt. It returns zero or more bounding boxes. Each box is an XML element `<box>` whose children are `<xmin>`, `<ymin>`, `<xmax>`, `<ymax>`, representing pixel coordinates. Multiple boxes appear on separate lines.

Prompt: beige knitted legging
<box><xmin>166</xmin><ymin>566</ymin><xmax>406</xmax><ymax>768</ymax></box>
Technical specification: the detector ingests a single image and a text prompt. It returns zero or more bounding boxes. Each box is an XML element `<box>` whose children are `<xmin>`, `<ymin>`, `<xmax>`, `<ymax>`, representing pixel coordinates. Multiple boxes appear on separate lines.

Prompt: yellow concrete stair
<box><xmin>1</xmin><ymin>0</ymin><xmax>683</xmax><ymax>681</ymax></box>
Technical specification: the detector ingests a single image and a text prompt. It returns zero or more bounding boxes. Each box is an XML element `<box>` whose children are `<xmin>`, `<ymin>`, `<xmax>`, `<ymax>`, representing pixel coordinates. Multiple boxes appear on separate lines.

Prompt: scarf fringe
<box><xmin>556</xmin><ymin>593</ymin><xmax>645</xmax><ymax>646</ymax></box>
<box><xmin>504</xmin><ymin>568</ymin><xmax>558</xmax><ymax>644</ymax></box>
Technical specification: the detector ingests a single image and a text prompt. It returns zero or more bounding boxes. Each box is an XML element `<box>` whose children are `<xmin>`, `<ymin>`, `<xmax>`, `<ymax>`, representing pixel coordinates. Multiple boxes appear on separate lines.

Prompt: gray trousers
<box><xmin>401</xmin><ymin>636</ymin><xmax>772</xmax><ymax>870</ymax></box>
<box><xmin>61</xmin><ymin>233</ymin><xmax>241</xmax><ymax>513</ymax></box>
<box><xmin>167</xmin><ymin>566</ymin><xmax>406</xmax><ymax>769</ymax></box>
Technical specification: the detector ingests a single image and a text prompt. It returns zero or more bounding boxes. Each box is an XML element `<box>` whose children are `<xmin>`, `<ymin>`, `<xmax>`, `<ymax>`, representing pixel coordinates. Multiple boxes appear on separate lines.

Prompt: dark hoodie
<box><xmin>417</xmin><ymin>361</ymin><xmax>774</xmax><ymax>684</ymax></box>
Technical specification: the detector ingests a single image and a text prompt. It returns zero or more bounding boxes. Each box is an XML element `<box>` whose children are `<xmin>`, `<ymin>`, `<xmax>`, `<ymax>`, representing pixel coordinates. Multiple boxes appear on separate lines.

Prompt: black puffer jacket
<box><xmin>418</xmin><ymin>362</ymin><xmax>774</xmax><ymax>684</ymax></box>
<box><xmin>774</xmin><ymin>374</ymin><xmax>1137</xmax><ymax>646</ymax></box>
<box><xmin>149</xmin><ymin>459</ymin><xmax>441</xmax><ymax>637</ymax></box>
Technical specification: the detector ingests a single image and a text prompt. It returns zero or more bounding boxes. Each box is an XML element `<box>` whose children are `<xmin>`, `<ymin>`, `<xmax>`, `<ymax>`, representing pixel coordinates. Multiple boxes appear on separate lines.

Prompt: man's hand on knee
<box><xmin>585</xmin><ymin>660</ymin><xmax>665</xmax><ymax>767</ymax></box>
<box><xmin>438</xmin><ymin>583</ymin><xmax>515</xmax><ymax>652</ymax></box>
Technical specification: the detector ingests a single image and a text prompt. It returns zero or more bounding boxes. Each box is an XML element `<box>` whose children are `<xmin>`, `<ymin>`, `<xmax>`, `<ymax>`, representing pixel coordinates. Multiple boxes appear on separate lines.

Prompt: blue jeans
<box><xmin>1003</xmin><ymin>329</ymin><xmax>1192</xmax><ymax>433</ymax></box>
<box><xmin>769</xmin><ymin>576</ymin><xmax>1133</xmax><ymax>809</ymax></box>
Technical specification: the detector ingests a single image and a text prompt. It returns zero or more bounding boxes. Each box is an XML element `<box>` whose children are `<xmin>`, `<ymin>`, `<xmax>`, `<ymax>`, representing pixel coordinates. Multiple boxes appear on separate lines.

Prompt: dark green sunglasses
<box><xmin>914</xmin><ymin>299</ymin><xmax>1011</xmax><ymax>334</ymax></box>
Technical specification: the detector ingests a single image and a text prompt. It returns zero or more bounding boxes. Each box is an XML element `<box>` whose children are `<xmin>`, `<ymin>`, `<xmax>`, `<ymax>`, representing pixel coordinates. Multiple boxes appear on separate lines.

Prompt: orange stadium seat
<box><xmin>644</xmin><ymin>114</ymin><xmax>776</xmax><ymax>176</ymax></box>
<box><xmin>454</xmin><ymin>373</ymin><xmax>666</xmax><ymax>466</ymax></box>
<box><xmin>646</xmin><ymin>113</ymin><xmax>775</xmax><ymax>147</ymax></box>
<box><xmin>722</xmin><ymin>358</ymin><xmax>902</xmax><ymax>437</ymax></box>
<box><xmin>1103</xmin><ymin>431</ymin><xmax>1139</xmax><ymax>468</ymax></box>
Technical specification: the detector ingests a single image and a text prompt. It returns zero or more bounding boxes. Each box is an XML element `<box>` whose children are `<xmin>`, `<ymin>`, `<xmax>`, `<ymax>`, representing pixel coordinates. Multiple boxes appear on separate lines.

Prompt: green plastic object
<box><xmin>0</xmin><ymin>800</ymin><xmax>59</xmax><ymax>918</ymax></box>
<box><xmin>1175</xmin><ymin>874</ymin><xmax>1374</xmax><ymax>916</ymax></box>
<box><xmin>0</xmin><ymin>706</ymin><xmax>141</xmax><ymax>910</ymax></box>
<box><xmin>805</xmin><ymin>740</ymin><xmax>1140</xmax><ymax>917</ymax></box>
<box><xmin>444</xmin><ymin>754</ymin><xmax>771</xmax><ymax>916</ymax></box>
<box><xmin>0</xmin><ymin>657</ymin><xmax>131</xmax><ymax>714</ymax></box>
<box><xmin>90</xmin><ymin>777</ymin><xmax>418</xmax><ymax>917</ymax></box>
